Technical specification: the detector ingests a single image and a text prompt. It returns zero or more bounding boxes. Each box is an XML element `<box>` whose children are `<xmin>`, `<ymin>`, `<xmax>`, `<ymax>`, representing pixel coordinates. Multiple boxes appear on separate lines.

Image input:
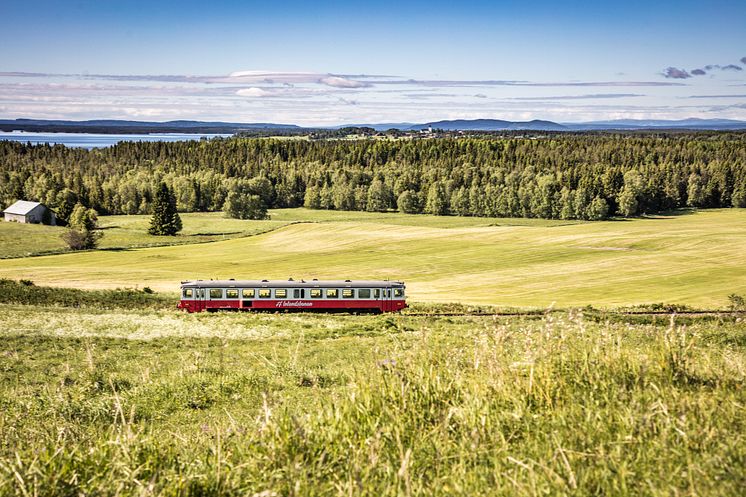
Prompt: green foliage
<box><xmin>586</xmin><ymin>196</ymin><xmax>610</xmax><ymax>220</ymax></box>
<box><xmin>425</xmin><ymin>182</ymin><xmax>448</xmax><ymax>215</ymax></box>
<box><xmin>2</xmin><ymin>134</ymin><xmax>744</xmax><ymax>221</ymax></box>
<box><xmin>223</xmin><ymin>178</ymin><xmax>271</xmax><ymax>219</ymax></box>
<box><xmin>0</xmin><ymin>278</ymin><xmax>171</xmax><ymax>309</ymax></box>
<box><xmin>53</xmin><ymin>188</ymin><xmax>78</xmax><ymax>225</ymax></box>
<box><xmin>61</xmin><ymin>203</ymin><xmax>102</xmax><ymax>250</ymax></box>
<box><xmin>728</xmin><ymin>294</ymin><xmax>745</xmax><ymax>311</ymax></box>
<box><xmin>366</xmin><ymin>177</ymin><xmax>394</xmax><ymax>212</ymax></box>
<box><xmin>396</xmin><ymin>190</ymin><xmax>420</xmax><ymax>214</ymax></box>
<box><xmin>224</xmin><ymin>192</ymin><xmax>268</xmax><ymax>220</ymax></box>
<box><xmin>148</xmin><ymin>183</ymin><xmax>182</xmax><ymax>236</ymax></box>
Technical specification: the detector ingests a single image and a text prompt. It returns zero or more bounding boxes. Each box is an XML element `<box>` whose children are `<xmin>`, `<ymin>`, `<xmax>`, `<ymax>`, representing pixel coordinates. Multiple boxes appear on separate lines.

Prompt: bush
<box><xmin>397</xmin><ymin>190</ymin><xmax>421</xmax><ymax>214</ymax></box>
<box><xmin>728</xmin><ymin>293</ymin><xmax>745</xmax><ymax>311</ymax></box>
<box><xmin>224</xmin><ymin>191</ymin><xmax>269</xmax><ymax>220</ymax></box>
<box><xmin>0</xmin><ymin>278</ymin><xmax>172</xmax><ymax>310</ymax></box>
<box><xmin>61</xmin><ymin>203</ymin><xmax>103</xmax><ymax>250</ymax></box>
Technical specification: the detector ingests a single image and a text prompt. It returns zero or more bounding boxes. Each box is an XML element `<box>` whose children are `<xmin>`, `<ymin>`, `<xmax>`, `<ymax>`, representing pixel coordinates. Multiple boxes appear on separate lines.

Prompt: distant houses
<box><xmin>2</xmin><ymin>200</ymin><xmax>56</xmax><ymax>225</ymax></box>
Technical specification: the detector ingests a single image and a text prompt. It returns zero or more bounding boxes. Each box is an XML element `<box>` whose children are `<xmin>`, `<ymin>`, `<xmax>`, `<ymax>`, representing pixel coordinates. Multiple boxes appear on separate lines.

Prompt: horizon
<box><xmin>3</xmin><ymin>116</ymin><xmax>746</xmax><ymax>128</ymax></box>
<box><xmin>2</xmin><ymin>0</ymin><xmax>745</xmax><ymax>125</ymax></box>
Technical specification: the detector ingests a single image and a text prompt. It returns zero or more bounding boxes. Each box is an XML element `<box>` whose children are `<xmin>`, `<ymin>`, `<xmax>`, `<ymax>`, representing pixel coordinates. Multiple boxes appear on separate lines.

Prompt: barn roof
<box><xmin>3</xmin><ymin>200</ymin><xmax>45</xmax><ymax>215</ymax></box>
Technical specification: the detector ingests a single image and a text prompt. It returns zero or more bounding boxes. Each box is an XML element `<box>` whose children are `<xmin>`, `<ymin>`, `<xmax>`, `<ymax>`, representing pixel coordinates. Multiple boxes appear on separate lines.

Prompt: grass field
<box><xmin>0</xmin><ymin>208</ymin><xmax>744</xmax><ymax>308</ymax></box>
<box><xmin>1</xmin><ymin>296</ymin><xmax>745</xmax><ymax>496</ymax></box>
<box><xmin>0</xmin><ymin>213</ymin><xmax>292</xmax><ymax>259</ymax></box>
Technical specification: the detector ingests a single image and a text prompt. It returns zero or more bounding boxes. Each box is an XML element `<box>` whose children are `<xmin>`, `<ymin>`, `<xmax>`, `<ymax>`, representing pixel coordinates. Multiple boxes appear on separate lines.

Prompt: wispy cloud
<box><xmin>685</xmin><ymin>94</ymin><xmax>746</xmax><ymax>99</ymax></box>
<box><xmin>510</xmin><ymin>93</ymin><xmax>643</xmax><ymax>100</ymax></box>
<box><xmin>319</xmin><ymin>76</ymin><xmax>371</xmax><ymax>88</ymax></box>
<box><xmin>376</xmin><ymin>79</ymin><xmax>683</xmax><ymax>87</ymax></box>
<box><xmin>0</xmin><ymin>67</ymin><xmax>743</xmax><ymax>124</ymax></box>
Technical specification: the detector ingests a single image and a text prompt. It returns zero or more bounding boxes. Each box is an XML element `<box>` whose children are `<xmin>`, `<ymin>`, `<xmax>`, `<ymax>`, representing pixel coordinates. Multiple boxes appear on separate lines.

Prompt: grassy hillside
<box><xmin>0</xmin><ymin>213</ymin><xmax>291</xmax><ymax>258</ymax></box>
<box><xmin>0</xmin><ymin>208</ymin><xmax>744</xmax><ymax>308</ymax></box>
<box><xmin>1</xmin><ymin>302</ymin><xmax>744</xmax><ymax>495</ymax></box>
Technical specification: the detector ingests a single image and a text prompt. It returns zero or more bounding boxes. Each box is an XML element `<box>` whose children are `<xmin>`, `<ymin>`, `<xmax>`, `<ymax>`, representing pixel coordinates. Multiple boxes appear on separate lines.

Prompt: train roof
<box><xmin>180</xmin><ymin>279</ymin><xmax>405</xmax><ymax>288</ymax></box>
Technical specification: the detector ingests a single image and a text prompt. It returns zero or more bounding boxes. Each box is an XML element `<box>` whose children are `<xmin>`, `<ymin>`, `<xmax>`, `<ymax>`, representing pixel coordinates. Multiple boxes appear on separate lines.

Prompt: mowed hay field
<box><xmin>0</xmin><ymin>208</ymin><xmax>744</xmax><ymax>308</ymax></box>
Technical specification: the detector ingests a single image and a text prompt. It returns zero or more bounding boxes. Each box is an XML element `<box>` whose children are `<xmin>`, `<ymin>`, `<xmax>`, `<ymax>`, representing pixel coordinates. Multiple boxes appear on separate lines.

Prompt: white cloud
<box><xmin>319</xmin><ymin>76</ymin><xmax>370</xmax><ymax>88</ymax></box>
<box><xmin>236</xmin><ymin>87</ymin><xmax>273</xmax><ymax>97</ymax></box>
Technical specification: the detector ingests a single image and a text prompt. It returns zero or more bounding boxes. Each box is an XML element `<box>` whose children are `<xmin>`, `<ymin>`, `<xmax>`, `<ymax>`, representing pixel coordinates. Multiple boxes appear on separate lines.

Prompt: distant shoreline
<box><xmin>0</xmin><ymin>130</ymin><xmax>231</xmax><ymax>149</ymax></box>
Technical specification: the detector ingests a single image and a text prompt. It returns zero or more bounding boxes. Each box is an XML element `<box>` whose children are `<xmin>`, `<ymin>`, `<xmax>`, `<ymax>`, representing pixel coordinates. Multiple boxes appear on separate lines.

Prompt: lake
<box><xmin>0</xmin><ymin>131</ymin><xmax>233</xmax><ymax>149</ymax></box>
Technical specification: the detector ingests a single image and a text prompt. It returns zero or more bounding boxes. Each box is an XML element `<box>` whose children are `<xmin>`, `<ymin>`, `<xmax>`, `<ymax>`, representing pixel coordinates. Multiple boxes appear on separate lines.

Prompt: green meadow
<box><xmin>0</xmin><ymin>208</ymin><xmax>744</xmax><ymax>308</ymax></box>
<box><xmin>1</xmin><ymin>295</ymin><xmax>745</xmax><ymax>496</ymax></box>
<box><xmin>0</xmin><ymin>212</ymin><xmax>291</xmax><ymax>259</ymax></box>
<box><xmin>2</xmin><ymin>208</ymin><xmax>746</xmax><ymax>495</ymax></box>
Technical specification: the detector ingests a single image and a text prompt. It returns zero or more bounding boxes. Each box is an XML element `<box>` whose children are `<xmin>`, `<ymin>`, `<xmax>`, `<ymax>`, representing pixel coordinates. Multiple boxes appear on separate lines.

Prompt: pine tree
<box><xmin>148</xmin><ymin>183</ymin><xmax>182</xmax><ymax>236</ymax></box>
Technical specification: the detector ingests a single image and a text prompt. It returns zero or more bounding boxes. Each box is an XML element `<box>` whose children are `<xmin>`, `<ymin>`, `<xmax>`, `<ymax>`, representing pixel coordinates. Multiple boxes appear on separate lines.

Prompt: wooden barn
<box><xmin>3</xmin><ymin>200</ymin><xmax>56</xmax><ymax>225</ymax></box>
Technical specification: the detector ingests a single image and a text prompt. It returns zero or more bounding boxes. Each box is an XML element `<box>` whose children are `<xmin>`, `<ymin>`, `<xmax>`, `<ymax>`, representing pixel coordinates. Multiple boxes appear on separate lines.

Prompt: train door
<box><xmin>382</xmin><ymin>287</ymin><xmax>391</xmax><ymax>312</ymax></box>
<box><xmin>196</xmin><ymin>287</ymin><xmax>206</xmax><ymax>312</ymax></box>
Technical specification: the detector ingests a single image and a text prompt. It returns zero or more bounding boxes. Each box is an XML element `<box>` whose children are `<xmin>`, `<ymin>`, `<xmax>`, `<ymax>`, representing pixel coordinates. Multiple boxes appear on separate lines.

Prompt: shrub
<box><xmin>728</xmin><ymin>293</ymin><xmax>745</xmax><ymax>311</ymax></box>
<box><xmin>61</xmin><ymin>203</ymin><xmax>103</xmax><ymax>250</ymax></box>
<box><xmin>224</xmin><ymin>191</ymin><xmax>268</xmax><ymax>220</ymax></box>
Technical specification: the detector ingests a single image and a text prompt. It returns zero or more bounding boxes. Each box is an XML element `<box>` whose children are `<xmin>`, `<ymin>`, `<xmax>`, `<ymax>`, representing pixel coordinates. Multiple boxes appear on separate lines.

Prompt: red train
<box><xmin>177</xmin><ymin>279</ymin><xmax>407</xmax><ymax>313</ymax></box>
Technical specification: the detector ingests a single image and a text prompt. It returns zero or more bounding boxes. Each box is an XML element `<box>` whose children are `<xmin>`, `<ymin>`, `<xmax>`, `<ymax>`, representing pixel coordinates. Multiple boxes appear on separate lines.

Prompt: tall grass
<box><xmin>1</xmin><ymin>305</ymin><xmax>744</xmax><ymax>495</ymax></box>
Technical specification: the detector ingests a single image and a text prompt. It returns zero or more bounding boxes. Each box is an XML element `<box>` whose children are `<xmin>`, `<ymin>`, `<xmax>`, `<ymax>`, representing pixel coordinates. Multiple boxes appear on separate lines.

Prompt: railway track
<box><xmin>400</xmin><ymin>310</ymin><xmax>744</xmax><ymax>318</ymax></box>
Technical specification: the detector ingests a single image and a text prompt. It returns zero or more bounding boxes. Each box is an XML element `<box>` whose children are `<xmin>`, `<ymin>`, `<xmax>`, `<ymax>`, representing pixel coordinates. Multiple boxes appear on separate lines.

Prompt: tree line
<box><xmin>1</xmin><ymin>133</ymin><xmax>744</xmax><ymax>223</ymax></box>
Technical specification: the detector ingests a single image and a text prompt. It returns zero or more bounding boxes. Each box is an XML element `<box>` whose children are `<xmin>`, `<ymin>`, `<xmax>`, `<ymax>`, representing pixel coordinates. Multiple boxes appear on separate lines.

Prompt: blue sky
<box><xmin>1</xmin><ymin>0</ymin><xmax>745</xmax><ymax>124</ymax></box>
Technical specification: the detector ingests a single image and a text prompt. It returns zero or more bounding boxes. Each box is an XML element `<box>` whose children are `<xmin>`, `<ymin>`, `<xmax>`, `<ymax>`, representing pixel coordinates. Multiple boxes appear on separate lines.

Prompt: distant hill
<box><xmin>0</xmin><ymin>119</ymin><xmax>301</xmax><ymax>134</ymax></box>
<box><xmin>565</xmin><ymin>118</ymin><xmax>746</xmax><ymax>130</ymax></box>
<box><xmin>2</xmin><ymin>117</ymin><xmax>746</xmax><ymax>134</ymax></box>
<box><xmin>408</xmin><ymin>119</ymin><xmax>568</xmax><ymax>131</ymax></box>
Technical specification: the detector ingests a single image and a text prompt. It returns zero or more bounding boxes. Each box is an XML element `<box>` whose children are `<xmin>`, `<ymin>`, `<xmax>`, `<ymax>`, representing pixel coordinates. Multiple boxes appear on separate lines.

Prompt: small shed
<box><xmin>3</xmin><ymin>200</ymin><xmax>56</xmax><ymax>225</ymax></box>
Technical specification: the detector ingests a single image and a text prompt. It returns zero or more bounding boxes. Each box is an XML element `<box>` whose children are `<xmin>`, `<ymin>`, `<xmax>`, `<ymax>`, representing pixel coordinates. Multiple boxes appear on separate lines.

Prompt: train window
<box><xmin>394</xmin><ymin>288</ymin><xmax>404</xmax><ymax>298</ymax></box>
<box><xmin>358</xmin><ymin>289</ymin><xmax>371</xmax><ymax>299</ymax></box>
<box><xmin>183</xmin><ymin>288</ymin><xmax>193</xmax><ymax>298</ymax></box>
<box><xmin>310</xmin><ymin>289</ymin><xmax>322</xmax><ymax>298</ymax></box>
<box><xmin>342</xmin><ymin>289</ymin><xmax>354</xmax><ymax>298</ymax></box>
<box><xmin>326</xmin><ymin>288</ymin><xmax>338</xmax><ymax>298</ymax></box>
<box><xmin>374</xmin><ymin>289</ymin><xmax>380</xmax><ymax>299</ymax></box>
<box><xmin>293</xmin><ymin>289</ymin><xmax>305</xmax><ymax>298</ymax></box>
<box><xmin>259</xmin><ymin>289</ymin><xmax>271</xmax><ymax>298</ymax></box>
<box><xmin>242</xmin><ymin>289</ymin><xmax>255</xmax><ymax>298</ymax></box>
<box><xmin>209</xmin><ymin>289</ymin><xmax>223</xmax><ymax>299</ymax></box>
<box><xmin>275</xmin><ymin>289</ymin><xmax>287</xmax><ymax>298</ymax></box>
<box><xmin>226</xmin><ymin>289</ymin><xmax>239</xmax><ymax>298</ymax></box>
<box><xmin>198</xmin><ymin>289</ymin><xmax>205</xmax><ymax>299</ymax></box>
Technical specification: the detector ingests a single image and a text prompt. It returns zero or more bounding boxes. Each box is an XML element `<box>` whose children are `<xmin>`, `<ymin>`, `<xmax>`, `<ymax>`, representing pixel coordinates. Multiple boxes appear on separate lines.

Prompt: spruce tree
<box><xmin>149</xmin><ymin>183</ymin><xmax>182</xmax><ymax>236</ymax></box>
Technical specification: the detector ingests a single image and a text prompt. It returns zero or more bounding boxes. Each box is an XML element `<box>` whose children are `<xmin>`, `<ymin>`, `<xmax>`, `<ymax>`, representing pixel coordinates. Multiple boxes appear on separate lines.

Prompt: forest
<box><xmin>1</xmin><ymin>132</ymin><xmax>744</xmax><ymax>223</ymax></box>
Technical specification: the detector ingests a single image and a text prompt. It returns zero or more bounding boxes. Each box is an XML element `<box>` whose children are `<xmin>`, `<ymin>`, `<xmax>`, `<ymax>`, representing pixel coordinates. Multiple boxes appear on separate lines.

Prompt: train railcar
<box><xmin>177</xmin><ymin>279</ymin><xmax>407</xmax><ymax>314</ymax></box>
